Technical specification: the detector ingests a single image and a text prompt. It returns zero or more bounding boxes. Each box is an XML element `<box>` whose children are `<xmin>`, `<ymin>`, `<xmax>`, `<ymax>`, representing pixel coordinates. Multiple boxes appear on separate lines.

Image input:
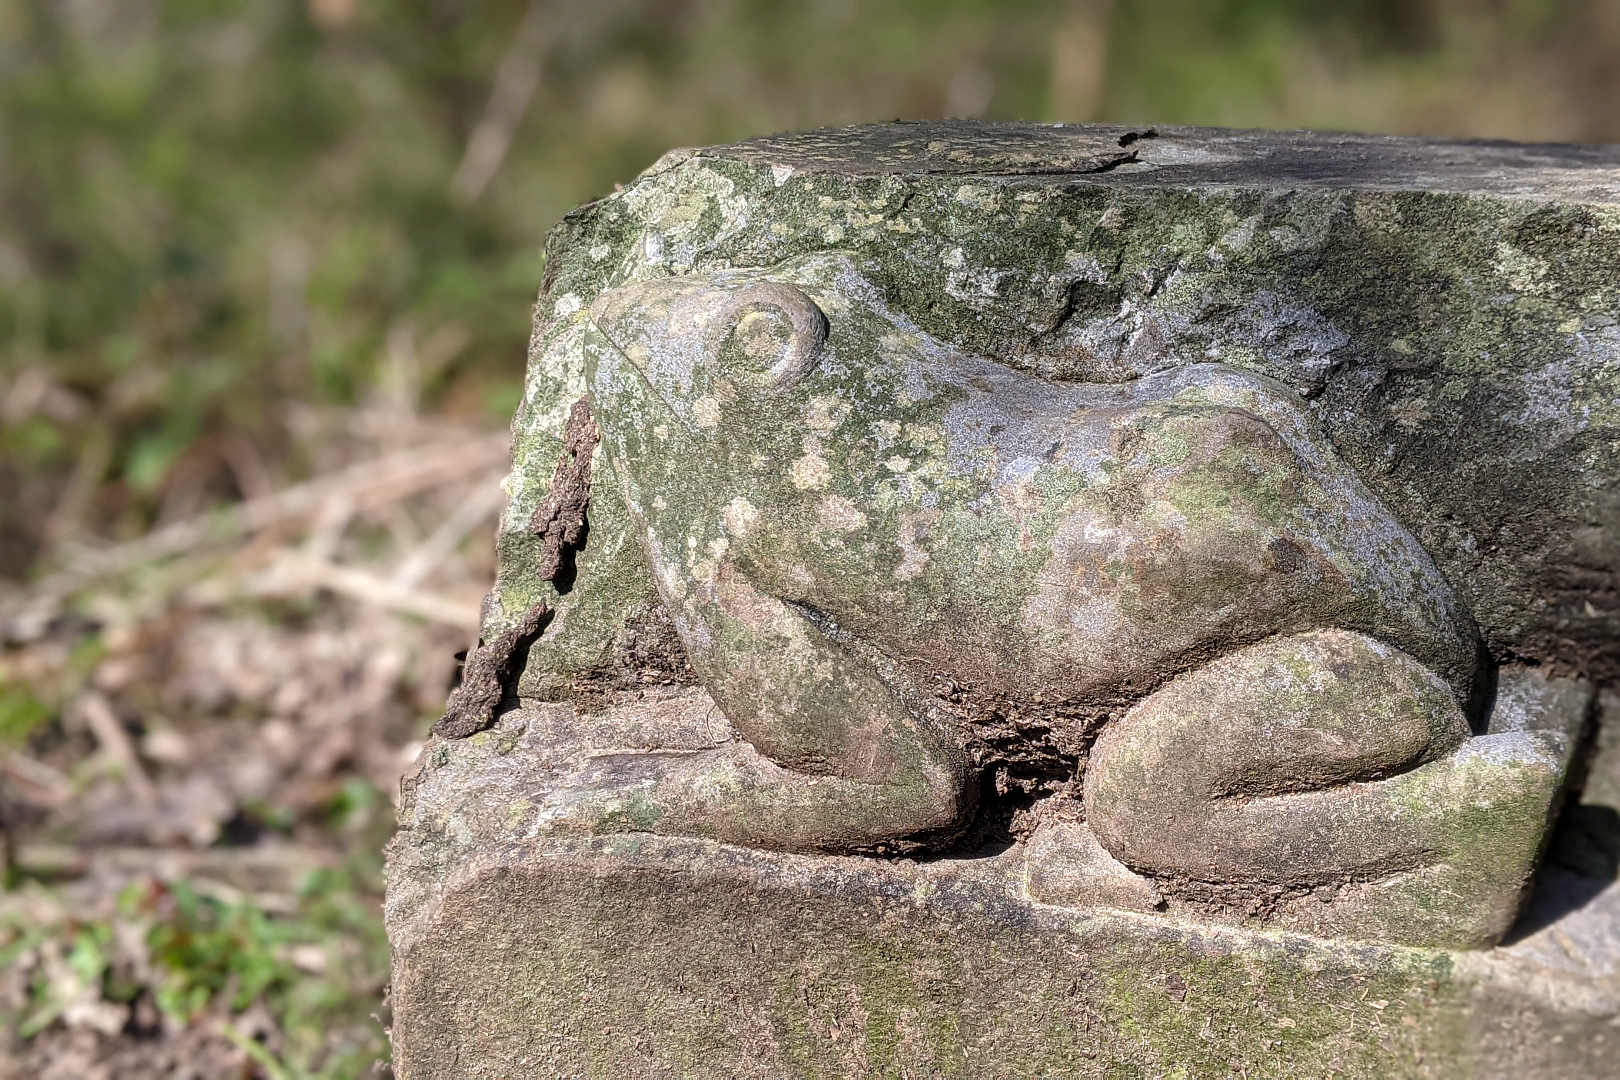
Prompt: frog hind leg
<box><xmin>1083</xmin><ymin>628</ymin><xmax>1568</xmax><ymax>948</ymax></box>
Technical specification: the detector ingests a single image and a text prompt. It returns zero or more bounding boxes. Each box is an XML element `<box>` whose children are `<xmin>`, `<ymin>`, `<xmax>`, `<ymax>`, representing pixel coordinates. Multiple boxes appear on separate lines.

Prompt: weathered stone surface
<box><xmin>386</xmin><ymin>677</ymin><xmax>1620</xmax><ymax>1078</ymax></box>
<box><xmin>390</xmin><ymin>123</ymin><xmax>1620</xmax><ymax>1075</ymax></box>
<box><xmin>560</xmin><ymin>242</ymin><xmax>1562</xmax><ymax>944</ymax></box>
<box><xmin>503</xmin><ymin>122</ymin><xmax>1620</xmax><ymax>687</ymax></box>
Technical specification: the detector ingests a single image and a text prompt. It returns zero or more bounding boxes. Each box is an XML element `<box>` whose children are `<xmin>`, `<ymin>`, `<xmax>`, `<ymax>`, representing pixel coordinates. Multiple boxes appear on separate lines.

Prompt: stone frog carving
<box><xmin>552</xmin><ymin>252</ymin><xmax>1569</xmax><ymax>948</ymax></box>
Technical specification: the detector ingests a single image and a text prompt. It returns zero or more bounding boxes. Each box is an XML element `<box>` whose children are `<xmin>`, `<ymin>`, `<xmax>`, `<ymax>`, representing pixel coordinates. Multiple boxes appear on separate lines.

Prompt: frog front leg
<box><xmin>543</xmin><ymin>563</ymin><xmax>972</xmax><ymax>854</ymax></box>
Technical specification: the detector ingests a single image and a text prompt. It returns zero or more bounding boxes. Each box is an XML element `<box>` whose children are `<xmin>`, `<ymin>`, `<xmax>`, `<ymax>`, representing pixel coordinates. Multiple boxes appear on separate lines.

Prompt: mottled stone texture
<box><xmin>387</xmin><ymin>685</ymin><xmax>1619</xmax><ymax>1078</ymax></box>
<box><xmin>389</xmin><ymin>123</ymin><xmax>1620</xmax><ymax>1077</ymax></box>
<box><xmin>504</xmin><ymin>122</ymin><xmax>1620</xmax><ymax>687</ymax></box>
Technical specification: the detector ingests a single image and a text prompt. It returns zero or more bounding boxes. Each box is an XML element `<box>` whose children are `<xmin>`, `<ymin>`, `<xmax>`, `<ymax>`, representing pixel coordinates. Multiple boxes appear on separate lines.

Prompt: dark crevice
<box><xmin>1079</xmin><ymin>150</ymin><xmax>1138</xmax><ymax>174</ymax></box>
<box><xmin>432</xmin><ymin>602</ymin><xmax>551</xmax><ymax>739</ymax></box>
<box><xmin>527</xmin><ymin>395</ymin><xmax>599</xmax><ymax>592</ymax></box>
<box><xmin>434</xmin><ymin>396</ymin><xmax>599</xmax><ymax>739</ymax></box>
<box><xmin>1505</xmin><ymin>696</ymin><xmax>1620</xmax><ymax>942</ymax></box>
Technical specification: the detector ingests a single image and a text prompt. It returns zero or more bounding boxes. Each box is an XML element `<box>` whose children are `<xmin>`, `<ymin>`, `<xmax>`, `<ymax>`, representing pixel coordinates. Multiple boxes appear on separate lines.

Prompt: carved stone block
<box><xmin>387</xmin><ymin>123</ymin><xmax>1620</xmax><ymax>1077</ymax></box>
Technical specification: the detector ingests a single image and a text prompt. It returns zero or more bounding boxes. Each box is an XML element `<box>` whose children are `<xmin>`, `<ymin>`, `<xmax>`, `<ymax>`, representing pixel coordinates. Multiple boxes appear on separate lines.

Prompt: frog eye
<box><xmin>710</xmin><ymin>283</ymin><xmax>828</xmax><ymax>393</ymax></box>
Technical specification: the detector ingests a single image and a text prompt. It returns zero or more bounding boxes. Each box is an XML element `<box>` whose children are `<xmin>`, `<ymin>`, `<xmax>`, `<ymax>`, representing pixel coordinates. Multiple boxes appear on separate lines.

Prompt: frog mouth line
<box><xmin>583</xmin><ymin>319</ymin><xmax>701</xmax><ymax>442</ymax></box>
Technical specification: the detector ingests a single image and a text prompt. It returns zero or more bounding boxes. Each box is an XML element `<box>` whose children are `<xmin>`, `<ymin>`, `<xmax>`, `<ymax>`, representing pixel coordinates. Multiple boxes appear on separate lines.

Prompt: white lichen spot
<box><xmin>553</xmin><ymin>293</ymin><xmax>583</xmax><ymax>318</ymax></box>
<box><xmin>1516</xmin><ymin>360</ymin><xmax>1580</xmax><ymax>429</ymax></box>
<box><xmin>693</xmin><ymin>395</ymin><xmax>721</xmax><ymax>428</ymax></box>
<box><xmin>771</xmin><ymin>163</ymin><xmax>795</xmax><ymax>186</ymax></box>
<box><xmin>1352</xmin><ymin>200</ymin><xmax>1402</xmax><ymax>234</ymax></box>
<box><xmin>688</xmin><ymin>531</ymin><xmax>732</xmax><ymax>586</ymax></box>
<box><xmin>1389</xmin><ymin>397</ymin><xmax>1431</xmax><ymax>433</ymax></box>
<box><xmin>894</xmin><ymin>511</ymin><xmax>940</xmax><ymax>581</ymax></box>
<box><xmin>952</xmin><ymin>185</ymin><xmax>998</xmax><ymax>210</ymax></box>
<box><xmin>1064</xmin><ymin>597</ymin><xmax>1125</xmax><ymax>639</ymax></box>
<box><xmin>648</xmin><ymin>548</ymin><xmax>691</xmax><ymax>605</ymax></box>
<box><xmin>689</xmin><ymin>549</ymin><xmax>721</xmax><ymax>586</ymax></box>
<box><xmin>945</xmin><ymin>263</ymin><xmax>1007</xmax><ymax>302</ymax></box>
<box><xmin>1098</xmin><ymin>205</ymin><xmax>1124</xmax><ymax>230</ymax></box>
<box><xmin>885</xmin><ymin>456</ymin><xmax>911</xmax><ymax>473</ymax></box>
<box><xmin>735</xmin><ymin>311</ymin><xmax>788</xmax><ymax>366</ymax></box>
<box><xmin>1063</xmin><ymin>250</ymin><xmax>1109</xmax><ymax>279</ymax></box>
<box><xmin>823</xmin><ymin>224</ymin><xmax>846</xmax><ymax>243</ymax></box>
<box><xmin>876</xmin><ymin>420</ymin><xmax>902</xmax><ymax>441</ymax></box>
<box><xmin>998</xmin><ymin>473</ymin><xmax>1044</xmax><ymax>516</ymax></box>
<box><xmin>818</xmin><ymin>494</ymin><xmax>867</xmax><ymax>532</ymax></box>
<box><xmin>804</xmin><ymin>395</ymin><xmax>852</xmax><ymax>434</ymax></box>
<box><xmin>942</xmin><ymin>247</ymin><xmax>966</xmax><ymax>269</ymax></box>
<box><xmin>1267</xmin><ymin>226</ymin><xmax>1303</xmax><ymax>252</ymax></box>
<box><xmin>588</xmin><ymin>244</ymin><xmax>611</xmax><ymax>261</ymax></box>
<box><xmin>1495</xmin><ymin>243</ymin><xmax>1549</xmax><ymax>295</ymax></box>
<box><xmin>1147</xmin><ymin>499</ymin><xmax>1188</xmax><ymax>530</ymax></box>
<box><xmin>653</xmin><ymin>424</ymin><xmax>669</xmax><ymax>440</ymax></box>
<box><xmin>790</xmin><ymin>451</ymin><xmax>831</xmax><ymax>490</ymax></box>
<box><xmin>721</xmin><ymin>497</ymin><xmax>760</xmax><ymax>539</ymax></box>
<box><xmin>1217</xmin><ymin>215</ymin><xmax>1260</xmax><ymax>252</ymax></box>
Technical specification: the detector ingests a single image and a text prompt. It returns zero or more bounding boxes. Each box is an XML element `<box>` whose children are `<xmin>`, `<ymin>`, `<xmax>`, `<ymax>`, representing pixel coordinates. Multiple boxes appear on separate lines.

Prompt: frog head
<box><xmin>586</xmin><ymin>274</ymin><xmax>829</xmax><ymax>437</ymax></box>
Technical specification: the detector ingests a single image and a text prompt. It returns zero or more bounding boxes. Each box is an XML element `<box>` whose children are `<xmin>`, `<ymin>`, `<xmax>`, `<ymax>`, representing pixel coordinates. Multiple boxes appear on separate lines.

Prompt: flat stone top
<box><xmin>710</xmin><ymin>121</ymin><xmax>1620</xmax><ymax>203</ymax></box>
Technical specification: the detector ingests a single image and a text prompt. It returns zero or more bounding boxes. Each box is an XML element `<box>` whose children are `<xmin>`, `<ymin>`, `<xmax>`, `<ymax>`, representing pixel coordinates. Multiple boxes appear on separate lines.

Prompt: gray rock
<box><xmin>389</xmin><ymin>122</ymin><xmax>1620</xmax><ymax>1076</ymax></box>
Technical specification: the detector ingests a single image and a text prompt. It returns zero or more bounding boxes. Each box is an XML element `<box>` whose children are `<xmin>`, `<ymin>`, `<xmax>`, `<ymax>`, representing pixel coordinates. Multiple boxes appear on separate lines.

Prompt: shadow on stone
<box><xmin>1505</xmin><ymin>804</ymin><xmax>1620</xmax><ymax>943</ymax></box>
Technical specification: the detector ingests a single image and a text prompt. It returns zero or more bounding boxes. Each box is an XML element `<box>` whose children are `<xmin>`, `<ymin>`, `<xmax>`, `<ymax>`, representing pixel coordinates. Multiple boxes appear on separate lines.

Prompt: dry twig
<box><xmin>449</xmin><ymin>0</ymin><xmax>551</xmax><ymax>201</ymax></box>
<box><xmin>391</xmin><ymin>473</ymin><xmax>508</xmax><ymax>589</ymax></box>
<box><xmin>244</xmin><ymin>554</ymin><xmax>484</xmax><ymax>629</ymax></box>
<box><xmin>38</xmin><ymin>432</ymin><xmax>509</xmax><ymax>594</ymax></box>
<box><xmin>76</xmin><ymin>691</ymin><xmax>156</xmax><ymax>810</ymax></box>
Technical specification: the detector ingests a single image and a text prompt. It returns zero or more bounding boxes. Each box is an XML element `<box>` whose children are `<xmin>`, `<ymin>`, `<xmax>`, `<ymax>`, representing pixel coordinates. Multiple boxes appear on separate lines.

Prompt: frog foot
<box><xmin>535</xmin><ymin>741</ymin><xmax>969</xmax><ymax>855</ymax></box>
<box><xmin>1023</xmin><ymin>819</ymin><xmax>1165</xmax><ymax>913</ymax></box>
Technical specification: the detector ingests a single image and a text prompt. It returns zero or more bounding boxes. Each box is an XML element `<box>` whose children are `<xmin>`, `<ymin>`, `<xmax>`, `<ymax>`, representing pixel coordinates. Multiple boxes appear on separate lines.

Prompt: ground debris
<box><xmin>0</xmin><ymin>404</ymin><xmax>503</xmax><ymax>1078</ymax></box>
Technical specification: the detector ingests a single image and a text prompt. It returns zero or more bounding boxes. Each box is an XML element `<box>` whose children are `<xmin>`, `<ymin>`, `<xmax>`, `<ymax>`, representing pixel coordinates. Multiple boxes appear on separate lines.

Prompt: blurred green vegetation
<box><xmin>4</xmin><ymin>0</ymin><xmax>1620</xmax><ymax>577</ymax></box>
<box><xmin>3</xmin><ymin>864</ymin><xmax>392</xmax><ymax>1076</ymax></box>
<box><xmin>3</xmin><ymin>2</ymin><xmax>1620</xmax><ymax>1070</ymax></box>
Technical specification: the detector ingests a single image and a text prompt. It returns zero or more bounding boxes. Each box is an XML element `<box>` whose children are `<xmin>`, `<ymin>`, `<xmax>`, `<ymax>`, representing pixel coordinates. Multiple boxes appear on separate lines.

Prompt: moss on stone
<box><xmin>502</xmin><ymin>124</ymin><xmax>1620</xmax><ymax>690</ymax></box>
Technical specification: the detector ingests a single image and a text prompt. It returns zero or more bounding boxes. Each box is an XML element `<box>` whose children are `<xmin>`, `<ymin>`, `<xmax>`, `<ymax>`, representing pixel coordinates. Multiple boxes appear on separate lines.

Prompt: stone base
<box><xmin>386</xmin><ymin>703</ymin><xmax>1620</xmax><ymax>1079</ymax></box>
